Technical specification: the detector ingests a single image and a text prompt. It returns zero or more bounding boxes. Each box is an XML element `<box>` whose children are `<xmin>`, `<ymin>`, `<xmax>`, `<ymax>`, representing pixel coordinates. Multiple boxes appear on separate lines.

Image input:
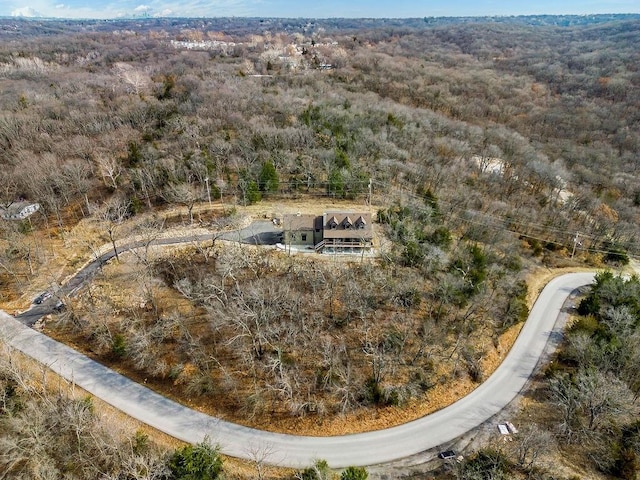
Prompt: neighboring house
<box><xmin>283</xmin><ymin>211</ymin><xmax>373</xmax><ymax>254</ymax></box>
<box><xmin>0</xmin><ymin>202</ymin><xmax>40</xmax><ymax>220</ymax></box>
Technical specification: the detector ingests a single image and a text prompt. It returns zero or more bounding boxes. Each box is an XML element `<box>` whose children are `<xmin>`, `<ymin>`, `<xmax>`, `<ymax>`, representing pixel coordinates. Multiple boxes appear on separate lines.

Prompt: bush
<box><xmin>299</xmin><ymin>459</ymin><xmax>332</xmax><ymax>480</ymax></box>
<box><xmin>402</xmin><ymin>240</ymin><xmax>424</xmax><ymax>267</ymax></box>
<box><xmin>246</xmin><ymin>180</ymin><xmax>262</xmax><ymax>204</ymax></box>
<box><xmin>602</xmin><ymin>242</ymin><xmax>629</xmax><ymax>265</ymax></box>
<box><xmin>169</xmin><ymin>441</ymin><xmax>223</xmax><ymax>480</ymax></box>
<box><xmin>363</xmin><ymin>377</ymin><xmax>384</xmax><ymax>405</ymax></box>
<box><xmin>428</xmin><ymin>226</ymin><xmax>451</xmax><ymax>249</ymax></box>
<box><xmin>577</xmin><ymin>294</ymin><xmax>600</xmax><ymax>316</ymax></box>
<box><xmin>111</xmin><ymin>333</ymin><xmax>127</xmax><ymax>358</ymax></box>
<box><xmin>341</xmin><ymin>466</ymin><xmax>368</xmax><ymax>480</ymax></box>
<box><xmin>501</xmin><ymin>281</ymin><xmax>529</xmax><ymax>330</ymax></box>
<box><xmin>460</xmin><ymin>448</ymin><xmax>511</xmax><ymax>480</ymax></box>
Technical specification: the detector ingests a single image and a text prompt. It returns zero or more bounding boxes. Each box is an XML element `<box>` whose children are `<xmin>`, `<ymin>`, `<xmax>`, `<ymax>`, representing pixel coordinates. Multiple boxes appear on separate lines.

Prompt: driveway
<box><xmin>219</xmin><ymin>220</ymin><xmax>282</xmax><ymax>245</ymax></box>
<box><xmin>15</xmin><ymin>222</ymin><xmax>280</xmax><ymax>326</ymax></box>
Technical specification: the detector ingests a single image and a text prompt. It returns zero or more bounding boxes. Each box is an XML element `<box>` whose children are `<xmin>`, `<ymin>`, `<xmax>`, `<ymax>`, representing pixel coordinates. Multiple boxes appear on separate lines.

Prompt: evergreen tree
<box><xmin>169</xmin><ymin>441</ymin><xmax>223</xmax><ymax>480</ymax></box>
<box><xmin>259</xmin><ymin>161</ymin><xmax>279</xmax><ymax>192</ymax></box>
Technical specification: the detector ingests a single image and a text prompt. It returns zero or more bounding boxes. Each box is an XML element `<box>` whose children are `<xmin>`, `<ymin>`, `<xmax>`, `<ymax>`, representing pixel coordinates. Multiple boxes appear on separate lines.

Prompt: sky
<box><xmin>2</xmin><ymin>0</ymin><xmax>640</xmax><ymax>20</ymax></box>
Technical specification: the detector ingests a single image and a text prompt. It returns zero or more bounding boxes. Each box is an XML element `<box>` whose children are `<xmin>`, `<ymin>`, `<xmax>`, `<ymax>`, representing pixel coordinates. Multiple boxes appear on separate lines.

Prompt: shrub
<box><xmin>428</xmin><ymin>226</ymin><xmax>451</xmax><ymax>249</ymax></box>
<box><xmin>602</xmin><ymin>242</ymin><xmax>629</xmax><ymax>265</ymax></box>
<box><xmin>168</xmin><ymin>441</ymin><xmax>223</xmax><ymax>480</ymax></box>
<box><xmin>501</xmin><ymin>280</ymin><xmax>529</xmax><ymax>330</ymax></box>
<box><xmin>460</xmin><ymin>448</ymin><xmax>511</xmax><ymax>480</ymax></box>
<box><xmin>246</xmin><ymin>180</ymin><xmax>261</xmax><ymax>204</ymax></box>
<box><xmin>299</xmin><ymin>459</ymin><xmax>333</xmax><ymax>480</ymax></box>
<box><xmin>341</xmin><ymin>466</ymin><xmax>368</xmax><ymax>480</ymax></box>
<box><xmin>111</xmin><ymin>333</ymin><xmax>127</xmax><ymax>358</ymax></box>
<box><xmin>363</xmin><ymin>377</ymin><xmax>384</xmax><ymax>405</ymax></box>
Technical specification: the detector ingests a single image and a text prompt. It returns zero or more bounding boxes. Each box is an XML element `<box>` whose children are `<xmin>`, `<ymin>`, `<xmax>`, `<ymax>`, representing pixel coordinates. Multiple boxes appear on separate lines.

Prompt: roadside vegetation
<box><xmin>49</xmin><ymin>226</ymin><xmax>528</xmax><ymax>431</ymax></box>
<box><xmin>1</xmin><ymin>14</ymin><xmax>639</xmax><ymax>479</ymax></box>
<box><xmin>428</xmin><ymin>272</ymin><xmax>640</xmax><ymax>480</ymax></box>
<box><xmin>0</xmin><ymin>344</ymin><xmax>171</xmax><ymax>479</ymax></box>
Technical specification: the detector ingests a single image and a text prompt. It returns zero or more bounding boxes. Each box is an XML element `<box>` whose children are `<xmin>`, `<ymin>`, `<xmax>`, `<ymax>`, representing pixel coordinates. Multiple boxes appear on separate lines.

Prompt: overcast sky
<box><xmin>3</xmin><ymin>0</ymin><xmax>640</xmax><ymax>20</ymax></box>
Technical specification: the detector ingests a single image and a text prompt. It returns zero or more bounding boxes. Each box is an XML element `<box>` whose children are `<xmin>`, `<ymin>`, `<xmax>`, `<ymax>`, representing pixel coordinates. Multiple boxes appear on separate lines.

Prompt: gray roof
<box><xmin>283</xmin><ymin>214</ymin><xmax>318</xmax><ymax>231</ymax></box>
<box><xmin>322</xmin><ymin>212</ymin><xmax>372</xmax><ymax>239</ymax></box>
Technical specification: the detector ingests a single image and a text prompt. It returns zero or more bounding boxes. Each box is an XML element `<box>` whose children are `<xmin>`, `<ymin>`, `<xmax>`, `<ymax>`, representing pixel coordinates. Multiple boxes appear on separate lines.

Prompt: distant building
<box><xmin>0</xmin><ymin>202</ymin><xmax>40</xmax><ymax>220</ymax></box>
<box><xmin>283</xmin><ymin>211</ymin><xmax>373</xmax><ymax>254</ymax></box>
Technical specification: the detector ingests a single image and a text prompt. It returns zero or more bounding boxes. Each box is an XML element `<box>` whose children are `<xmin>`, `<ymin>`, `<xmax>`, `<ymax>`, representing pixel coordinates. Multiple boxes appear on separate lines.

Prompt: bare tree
<box><xmin>98</xmin><ymin>197</ymin><xmax>131</xmax><ymax>262</ymax></box>
<box><xmin>130</xmin><ymin>215</ymin><xmax>165</xmax><ymax>266</ymax></box>
<box><xmin>113</xmin><ymin>62</ymin><xmax>151</xmax><ymax>96</ymax></box>
<box><xmin>245</xmin><ymin>441</ymin><xmax>279</xmax><ymax>480</ymax></box>
<box><xmin>510</xmin><ymin>423</ymin><xmax>554</xmax><ymax>469</ymax></box>
<box><xmin>61</xmin><ymin>159</ymin><xmax>94</xmax><ymax>216</ymax></box>
<box><xmin>97</xmin><ymin>155</ymin><xmax>123</xmax><ymax>190</ymax></box>
<box><xmin>163</xmin><ymin>183</ymin><xmax>201</xmax><ymax>225</ymax></box>
<box><xmin>0</xmin><ymin>169</ymin><xmax>18</xmax><ymax>209</ymax></box>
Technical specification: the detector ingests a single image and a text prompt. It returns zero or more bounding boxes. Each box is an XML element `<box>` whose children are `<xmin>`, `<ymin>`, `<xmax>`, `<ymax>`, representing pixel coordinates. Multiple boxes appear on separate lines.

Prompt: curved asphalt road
<box><xmin>16</xmin><ymin>221</ymin><xmax>280</xmax><ymax>327</ymax></box>
<box><xmin>0</xmin><ymin>254</ymin><xmax>596</xmax><ymax>468</ymax></box>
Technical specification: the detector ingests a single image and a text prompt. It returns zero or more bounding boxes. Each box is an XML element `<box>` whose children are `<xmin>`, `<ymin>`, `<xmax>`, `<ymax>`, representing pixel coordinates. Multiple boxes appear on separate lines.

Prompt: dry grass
<box><xmin>36</xmin><ymin>202</ymin><xmax>592</xmax><ymax>438</ymax></box>
<box><xmin>1</xmin><ymin>198</ymin><xmax>380</xmax><ymax>310</ymax></box>
<box><xmin>47</xmin><ymin>242</ymin><xmax>532</xmax><ymax>438</ymax></box>
<box><xmin>3</xmin><ymin>198</ymin><xmax>622</xmax><ymax>480</ymax></box>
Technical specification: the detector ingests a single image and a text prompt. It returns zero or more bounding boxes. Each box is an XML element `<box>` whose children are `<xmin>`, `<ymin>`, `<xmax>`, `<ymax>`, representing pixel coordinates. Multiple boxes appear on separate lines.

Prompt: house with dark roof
<box><xmin>282</xmin><ymin>211</ymin><xmax>373</xmax><ymax>254</ymax></box>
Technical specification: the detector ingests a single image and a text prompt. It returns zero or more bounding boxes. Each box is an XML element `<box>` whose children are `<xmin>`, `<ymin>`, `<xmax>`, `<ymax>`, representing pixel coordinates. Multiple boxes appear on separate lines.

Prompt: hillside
<box><xmin>0</xmin><ymin>15</ymin><xmax>639</xmax><ymax>480</ymax></box>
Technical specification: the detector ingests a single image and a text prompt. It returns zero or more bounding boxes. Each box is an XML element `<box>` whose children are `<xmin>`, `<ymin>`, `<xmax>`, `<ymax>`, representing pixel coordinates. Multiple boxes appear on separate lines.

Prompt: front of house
<box><xmin>283</xmin><ymin>211</ymin><xmax>373</xmax><ymax>254</ymax></box>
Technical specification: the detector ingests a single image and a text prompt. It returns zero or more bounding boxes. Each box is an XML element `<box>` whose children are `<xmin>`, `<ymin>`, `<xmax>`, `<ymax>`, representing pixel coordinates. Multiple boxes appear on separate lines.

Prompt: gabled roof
<box><xmin>323</xmin><ymin>212</ymin><xmax>372</xmax><ymax>239</ymax></box>
<box><xmin>283</xmin><ymin>213</ymin><xmax>317</xmax><ymax>231</ymax></box>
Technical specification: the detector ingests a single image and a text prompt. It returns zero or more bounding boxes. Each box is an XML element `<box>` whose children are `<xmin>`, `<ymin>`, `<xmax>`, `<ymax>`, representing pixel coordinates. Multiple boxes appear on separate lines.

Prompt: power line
<box><xmin>370</xmin><ymin>179</ymin><xmax>638</xmax><ymax>258</ymax></box>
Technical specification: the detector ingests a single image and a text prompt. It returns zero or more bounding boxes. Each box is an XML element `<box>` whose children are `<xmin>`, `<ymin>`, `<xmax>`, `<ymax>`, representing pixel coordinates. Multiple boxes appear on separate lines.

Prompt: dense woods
<box><xmin>0</xmin><ymin>346</ymin><xmax>171</xmax><ymax>478</ymax></box>
<box><xmin>1</xmin><ymin>14</ymin><xmax>640</xmax><ymax>479</ymax></box>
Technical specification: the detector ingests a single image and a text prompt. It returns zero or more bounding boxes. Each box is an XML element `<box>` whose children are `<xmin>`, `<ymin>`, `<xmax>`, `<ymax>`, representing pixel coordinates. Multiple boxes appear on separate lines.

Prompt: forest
<box><xmin>0</xmin><ymin>14</ymin><xmax>639</xmax><ymax>480</ymax></box>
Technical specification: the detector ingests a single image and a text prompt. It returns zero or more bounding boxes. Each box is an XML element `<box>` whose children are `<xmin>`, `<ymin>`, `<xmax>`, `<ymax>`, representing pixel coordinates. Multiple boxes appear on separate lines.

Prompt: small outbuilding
<box><xmin>0</xmin><ymin>202</ymin><xmax>40</xmax><ymax>220</ymax></box>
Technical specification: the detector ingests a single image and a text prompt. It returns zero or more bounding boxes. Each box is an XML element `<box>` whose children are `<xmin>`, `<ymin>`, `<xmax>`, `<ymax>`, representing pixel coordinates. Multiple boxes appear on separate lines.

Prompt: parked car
<box><xmin>438</xmin><ymin>450</ymin><xmax>456</xmax><ymax>460</ymax></box>
<box><xmin>33</xmin><ymin>291</ymin><xmax>52</xmax><ymax>304</ymax></box>
<box><xmin>53</xmin><ymin>300</ymin><xmax>66</xmax><ymax>312</ymax></box>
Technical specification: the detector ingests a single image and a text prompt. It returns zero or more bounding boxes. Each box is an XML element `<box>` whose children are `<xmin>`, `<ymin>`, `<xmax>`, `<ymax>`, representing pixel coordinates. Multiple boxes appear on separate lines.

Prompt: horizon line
<box><xmin>2</xmin><ymin>12</ymin><xmax>640</xmax><ymax>21</ymax></box>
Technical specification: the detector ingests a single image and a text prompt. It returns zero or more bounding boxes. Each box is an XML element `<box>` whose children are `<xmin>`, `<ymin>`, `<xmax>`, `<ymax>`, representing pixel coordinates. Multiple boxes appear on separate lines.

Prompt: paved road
<box><xmin>16</xmin><ymin>221</ymin><xmax>282</xmax><ymax>326</ymax></box>
<box><xmin>0</xmin><ymin>266</ymin><xmax>596</xmax><ymax>468</ymax></box>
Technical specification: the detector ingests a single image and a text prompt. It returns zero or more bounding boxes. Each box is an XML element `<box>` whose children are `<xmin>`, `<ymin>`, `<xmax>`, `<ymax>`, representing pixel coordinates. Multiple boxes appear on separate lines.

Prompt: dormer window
<box><xmin>343</xmin><ymin>216</ymin><xmax>353</xmax><ymax>229</ymax></box>
<box><xmin>328</xmin><ymin>216</ymin><xmax>338</xmax><ymax>229</ymax></box>
<box><xmin>355</xmin><ymin>216</ymin><xmax>366</xmax><ymax>229</ymax></box>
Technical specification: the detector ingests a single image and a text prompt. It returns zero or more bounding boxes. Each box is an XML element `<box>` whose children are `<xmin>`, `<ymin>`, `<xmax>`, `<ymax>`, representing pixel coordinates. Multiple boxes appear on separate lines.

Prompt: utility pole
<box><xmin>367</xmin><ymin>178</ymin><xmax>372</xmax><ymax>207</ymax></box>
<box><xmin>219</xmin><ymin>182</ymin><xmax>226</xmax><ymax>215</ymax></box>
<box><xmin>571</xmin><ymin>232</ymin><xmax>580</xmax><ymax>258</ymax></box>
<box><xmin>204</xmin><ymin>177</ymin><xmax>212</xmax><ymax>206</ymax></box>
